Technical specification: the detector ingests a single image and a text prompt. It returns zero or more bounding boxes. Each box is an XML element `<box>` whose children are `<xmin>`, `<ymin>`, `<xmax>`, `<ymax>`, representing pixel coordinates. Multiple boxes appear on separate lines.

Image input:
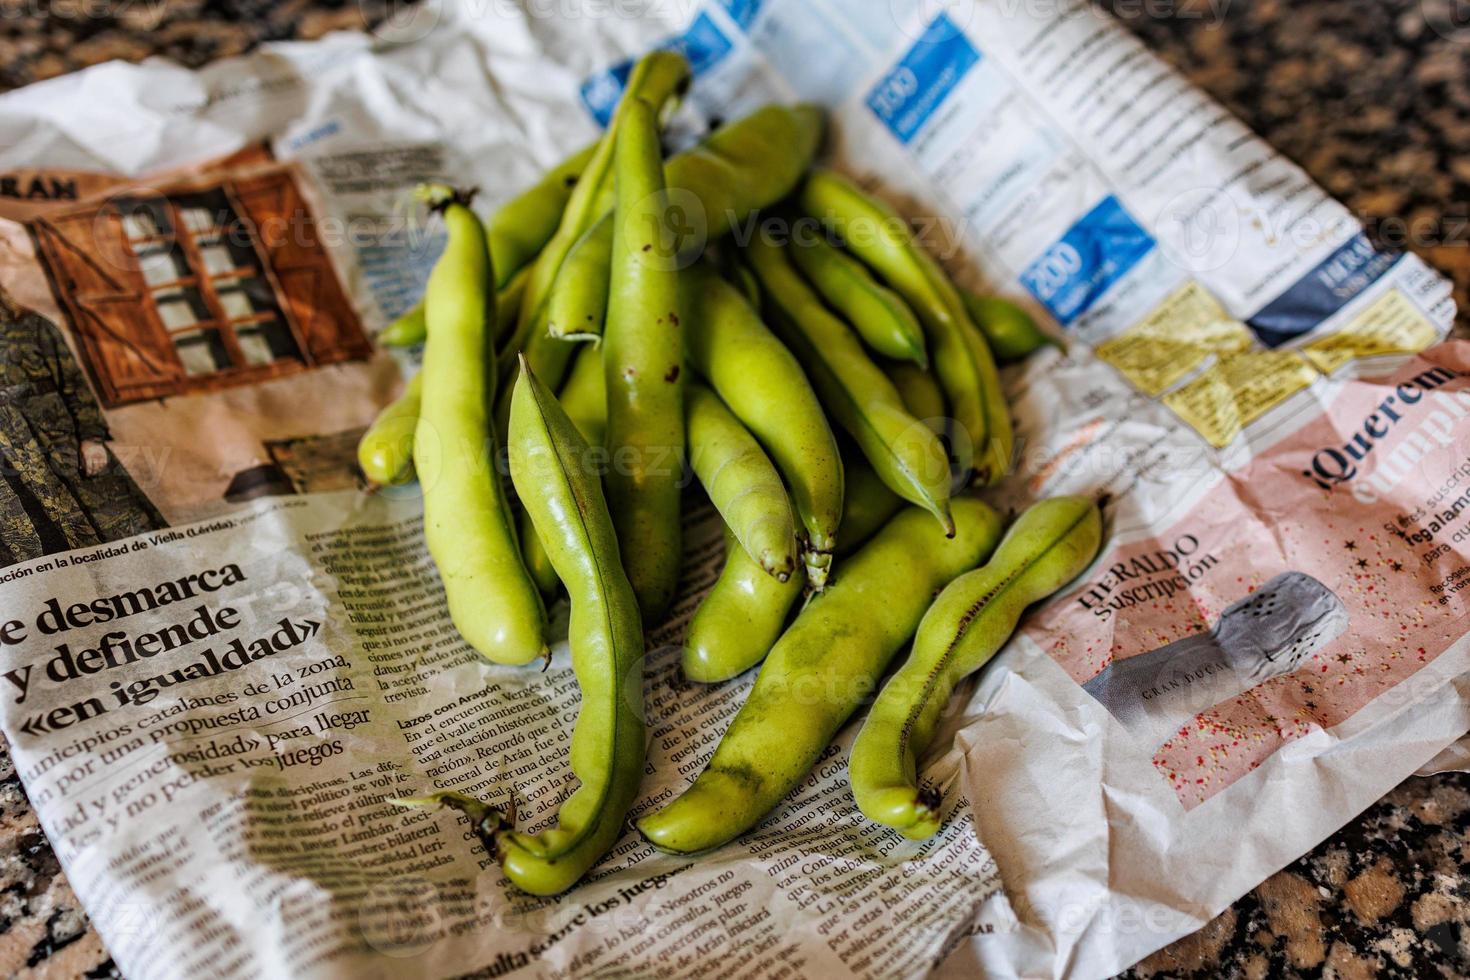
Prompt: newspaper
<box><xmin>0</xmin><ymin>0</ymin><xmax>1465</xmax><ymax>977</ymax></box>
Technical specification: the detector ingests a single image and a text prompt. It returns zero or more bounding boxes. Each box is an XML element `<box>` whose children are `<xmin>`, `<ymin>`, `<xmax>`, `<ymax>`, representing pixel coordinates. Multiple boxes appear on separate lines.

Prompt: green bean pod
<box><xmin>377</xmin><ymin>302</ymin><xmax>429</xmax><ymax>348</ymax></box>
<box><xmin>684</xmin><ymin>452</ymin><xmax>898</xmax><ymax>684</ymax></box>
<box><xmin>962</xmin><ymin>292</ymin><xmax>1052</xmax><ymax>363</ymax></box>
<box><xmin>683</xmin><ymin>527</ymin><xmax>804</xmax><ymax>684</ymax></box>
<box><xmin>799</xmin><ymin>170</ymin><xmax>1012</xmax><ymax>484</ymax></box>
<box><xmin>516</xmin><ymin>344</ymin><xmax>609</xmax><ymax>599</ymax></box>
<box><xmin>412</xmin><ymin>184</ymin><xmax>546</xmax><ymax>665</ymax></box>
<box><xmin>559</xmin><ymin>342</ymin><xmax>607</xmax><ymax>449</ymax></box>
<box><xmin>850</xmin><ymin>496</ymin><xmax>1103</xmax><ymax>839</ymax></box>
<box><xmin>517</xmin><ymin>102</ymin><xmax>821</xmax><ymax>373</ymax></box>
<box><xmin>789</xmin><ymin>235</ymin><xmax>927</xmax><ymax>367</ymax></box>
<box><xmin>682</xmin><ymin>262</ymin><xmax>842</xmax><ymax>589</ymax></box>
<box><xmin>546</xmin><ymin>214</ymin><xmax>614</xmax><ymax>342</ymax></box>
<box><xmin>380</xmin><ymin>263</ymin><xmax>530</xmax><ymax>351</ymax></box>
<box><xmin>834</xmin><ymin>451</ymin><xmax>902</xmax><ymax>556</ymax></box>
<box><xmin>404</xmin><ymin>359</ymin><xmax>647</xmax><ymax>896</ymax></box>
<box><xmin>506</xmin><ymin>52</ymin><xmax>691</xmax><ymax>395</ymax></box>
<box><xmin>747</xmin><ymin>237</ymin><xmax>953</xmax><ymax>535</ymax></box>
<box><xmin>487</xmin><ymin>142</ymin><xmax>598</xmax><ymax>289</ymax></box>
<box><xmin>637</xmin><ymin>498</ymin><xmax>1003</xmax><ymax>854</ymax></box>
<box><xmin>604</xmin><ymin>98</ymin><xmax>685</xmax><ymax>623</ymax></box>
<box><xmin>357</xmin><ymin>373</ymin><xmax>421</xmax><ymax>486</ymax></box>
<box><xmin>686</xmin><ymin>383</ymin><xmax>796</xmax><ymax>581</ymax></box>
<box><xmin>667</xmin><ymin>103</ymin><xmax>824</xmax><ymax>245</ymax></box>
<box><xmin>887</xmin><ymin>360</ymin><xmax>972</xmax><ymax>477</ymax></box>
<box><xmin>518</xmin><ymin>507</ymin><xmax>559</xmax><ymax>598</ymax></box>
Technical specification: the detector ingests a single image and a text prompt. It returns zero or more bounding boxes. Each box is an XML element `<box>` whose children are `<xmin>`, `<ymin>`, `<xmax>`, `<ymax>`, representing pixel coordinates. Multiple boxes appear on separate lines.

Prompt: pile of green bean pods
<box><xmin>365</xmin><ymin>51</ymin><xmax>1101</xmax><ymax>894</ymax></box>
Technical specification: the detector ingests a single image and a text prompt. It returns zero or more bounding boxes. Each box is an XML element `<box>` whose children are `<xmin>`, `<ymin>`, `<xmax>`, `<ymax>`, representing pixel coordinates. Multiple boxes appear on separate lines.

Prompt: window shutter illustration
<box><xmin>30</xmin><ymin>207</ymin><xmax>183</xmax><ymax>405</ymax></box>
<box><xmin>229</xmin><ymin>168</ymin><xmax>370</xmax><ymax>366</ymax></box>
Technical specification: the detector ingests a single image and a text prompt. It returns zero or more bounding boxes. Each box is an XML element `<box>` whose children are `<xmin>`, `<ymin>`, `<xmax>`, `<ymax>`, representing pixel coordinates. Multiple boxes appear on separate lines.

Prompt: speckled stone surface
<box><xmin>1</xmin><ymin>1</ymin><xmax>1469</xmax><ymax>977</ymax></box>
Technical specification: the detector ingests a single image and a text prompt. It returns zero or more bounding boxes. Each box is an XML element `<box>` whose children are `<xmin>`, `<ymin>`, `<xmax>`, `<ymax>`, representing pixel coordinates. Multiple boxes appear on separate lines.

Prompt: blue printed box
<box><xmin>866</xmin><ymin>14</ymin><xmax>980</xmax><ymax>146</ymax></box>
<box><xmin>1021</xmin><ymin>195</ymin><xmax>1156</xmax><ymax>326</ymax></box>
<box><xmin>1247</xmin><ymin>233</ymin><xmax>1400</xmax><ymax>347</ymax></box>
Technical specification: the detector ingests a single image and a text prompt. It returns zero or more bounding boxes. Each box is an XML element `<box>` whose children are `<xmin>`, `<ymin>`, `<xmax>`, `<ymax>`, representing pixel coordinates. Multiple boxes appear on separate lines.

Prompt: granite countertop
<box><xmin>2</xmin><ymin>1</ymin><xmax>1469</xmax><ymax>976</ymax></box>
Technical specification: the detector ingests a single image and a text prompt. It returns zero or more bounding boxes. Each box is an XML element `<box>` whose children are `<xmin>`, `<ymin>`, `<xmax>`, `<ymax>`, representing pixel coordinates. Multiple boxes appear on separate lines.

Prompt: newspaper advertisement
<box><xmin>0</xmin><ymin>0</ymin><xmax>1465</xmax><ymax>977</ymax></box>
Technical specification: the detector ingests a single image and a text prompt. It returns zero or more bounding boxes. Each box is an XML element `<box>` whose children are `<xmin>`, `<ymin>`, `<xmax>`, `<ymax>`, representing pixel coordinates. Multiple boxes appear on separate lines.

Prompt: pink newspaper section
<box><xmin>1032</xmin><ymin>343</ymin><xmax>1470</xmax><ymax>808</ymax></box>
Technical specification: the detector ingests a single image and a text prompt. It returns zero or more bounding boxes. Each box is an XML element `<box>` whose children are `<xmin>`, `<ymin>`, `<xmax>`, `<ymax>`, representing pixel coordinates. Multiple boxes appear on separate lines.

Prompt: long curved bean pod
<box><xmin>850</xmin><ymin>496</ymin><xmax>1102</xmax><ymax>839</ymax></box>
<box><xmin>401</xmin><ymin>360</ymin><xmax>647</xmax><ymax>897</ymax></box>
<box><xmin>357</xmin><ymin>373</ymin><xmax>421</xmax><ymax>486</ymax></box>
<box><xmin>747</xmin><ymin>237</ymin><xmax>953</xmax><ymax>534</ymax></box>
<box><xmin>637</xmin><ymin>498</ymin><xmax>1003</xmax><ymax>854</ymax></box>
<box><xmin>800</xmin><ymin>170</ymin><xmax>1012</xmax><ymax>484</ymax></box>
<box><xmin>789</xmin><ymin>235</ymin><xmax>927</xmax><ymax>366</ymax></box>
<box><xmin>524</xmin><ymin>103</ymin><xmax>823</xmax><ymax>373</ymax></box>
<box><xmin>682</xmin><ymin>262</ymin><xmax>842</xmax><ymax>589</ymax></box>
<box><xmin>412</xmin><ymin>184</ymin><xmax>546</xmax><ymax>665</ymax></box>
<box><xmin>604</xmin><ymin>98</ymin><xmax>685</xmax><ymax>623</ymax></box>
<box><xmin>686</xmin><ymin>383</ymin><xmax>796</xmax><ymax>581</ymax></box>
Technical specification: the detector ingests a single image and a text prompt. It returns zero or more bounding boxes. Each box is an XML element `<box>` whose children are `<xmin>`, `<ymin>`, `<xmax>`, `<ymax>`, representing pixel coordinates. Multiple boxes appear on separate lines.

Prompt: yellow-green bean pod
<box><xmin>790</xmin><ymin>235</ymin><xmax>926</xmax><ymax>366</ymax></box>
<box><xmin>962</xmin><ymin>292</ymin><xmax>1052</xmax><ymax>363</ymax></box>
<box><xmin>412</xmin><ymin>184</ymin><xmax>546</xmax><ymax>665</ymax></box>
<box><xmin>604</xmin><ymin>98</ymin><xmax>685</xmax><ymax>623</ymax></box>
<box><xmin>506</xmin><ymin>53</ymin><xmax>691</xmax><ymax>397</ymax></box>
<box><xmin>559</xmin><ymin>342</ymin><xmax>607</xmax><ymax>449</ymax></box>
<box><xmin>357</xmin><ymin>373</ymin><xmax>421</xmax><ymax>486</ymax></box>
<box><xmin>683</xmin><ymin>527</ymin><xmax>804</xmax><ymax>684</ymax></box>
<box><xmin>682</xmin><ymin>262</ymin><xmax>842</xmax><ymax>589</ymax></box>
<box><xmin>686</xmin><ymin>383</ymin><xmax>796</xmax><ymax>581</ymax></box>
<box><xmin>487</xmin><ymin>142</ymin><xmax>598</xmax><ymax>289</ymax></box>
<box><xmin>401</xmin><ymin>359</ymin><xmax>646</xmax><ymax>897</ymax></box>
<box><xmin>546</xmin><ymin>213</ymin><xmax>614</xmax><ymax>342</ymax></box>
<box><xmin>747</xmin><ymin>237</ymin><xmax>953</xmax><ymax>535</ymax></box>
<box><xmin>637</xmin><ymin>497</ymin><xmax>1003</xmax><ymax>854</ymax></box>
<box><xmin>683</xmin><ymin>453</ymin><xmax>897</xmax><ymax>684</ymax></box>
<box><xmin>799</xmin><ymin>170</ymin><xmax>1012</xmax><ymax>484</ymax></box>
<box><xmin>850</xmin><ymin>496</ymin><xmax>1102</xmax><ymax>839</ymax></box>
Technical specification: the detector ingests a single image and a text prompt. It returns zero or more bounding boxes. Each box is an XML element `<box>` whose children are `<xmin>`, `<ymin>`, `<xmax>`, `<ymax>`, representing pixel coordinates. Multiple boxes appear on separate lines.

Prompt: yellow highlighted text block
<box><xmin>1096</xmin><ymin>281</ymin><xmax>1253</xmax><ymax>396</ymax></box>
<box><xmin>1302</xmin><ymin>289</ymin><xmax>1437</xmax><ymax>374</ymax></box>
<box><xmin>1163</xmin><ymin>350</ymin><xmax>1317</xmax><ymax>448</ymax></box>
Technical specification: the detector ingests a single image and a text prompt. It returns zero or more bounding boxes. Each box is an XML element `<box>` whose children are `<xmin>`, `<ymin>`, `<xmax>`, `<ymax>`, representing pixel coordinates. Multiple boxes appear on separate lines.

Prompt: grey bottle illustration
<box><xmin>1083</xmin><ymin>572</ymin><xmax>1348</xmax><ymax>752</ymax></box>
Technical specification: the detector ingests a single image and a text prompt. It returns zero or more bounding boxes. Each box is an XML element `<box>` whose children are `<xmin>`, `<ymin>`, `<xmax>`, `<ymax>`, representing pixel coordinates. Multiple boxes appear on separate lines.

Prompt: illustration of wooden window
<box><xmin>30</xmin><ymin>165</ymin><xmax>371</xmax><ymax>406</ymax></box>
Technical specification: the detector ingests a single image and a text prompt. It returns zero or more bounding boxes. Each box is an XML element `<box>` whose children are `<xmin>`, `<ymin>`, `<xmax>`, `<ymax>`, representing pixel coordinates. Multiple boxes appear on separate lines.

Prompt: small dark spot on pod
<box><xmin>642</xmin><ymin>244</ymin><xmax>652</xmax><ymax>252</ymax></box>
<box><xmin>664</xmin><ymin>365</ymin><xmax>681</xmax><ymax>382</ymax></box>
<box><xmin>624</xmin><ymin>368</ymin><xmax>636</xmax><ymax>380</ymax></box>
<box><xmin>669</xmin><ymin>312</ymin><xmax>680</xmax><ymax>325</ymax></box>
